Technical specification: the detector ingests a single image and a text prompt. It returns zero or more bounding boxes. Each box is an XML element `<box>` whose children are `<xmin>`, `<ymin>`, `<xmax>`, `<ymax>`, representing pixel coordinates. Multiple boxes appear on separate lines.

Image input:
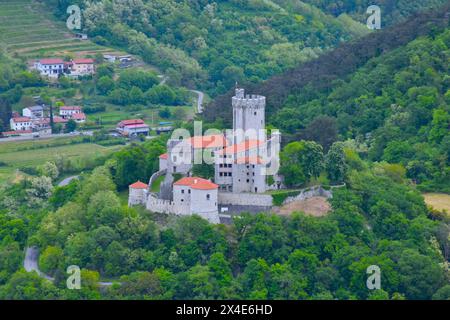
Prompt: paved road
<box><xmin>24</xmin><ymin>247</ymin><xmax>54</xmax><ymax>281</ymax></box>
<box><xmin>190</xmin><ymin>90</ymin><xmax>204</xmax><ymax>114</ymax></box>
<box><xmin>24</xmin><ymin>246</ymin><xmax>118</xmax><ymax>287</ymax></box>
<box><xmin>58</xmin><ymin>175</ymin><xmax>79</xmax><ymax>187</ymax></box>
<box><xmin>0</xmin><ymin>131</ymin><xmax>93</xmax><ymax>143</ymax></box>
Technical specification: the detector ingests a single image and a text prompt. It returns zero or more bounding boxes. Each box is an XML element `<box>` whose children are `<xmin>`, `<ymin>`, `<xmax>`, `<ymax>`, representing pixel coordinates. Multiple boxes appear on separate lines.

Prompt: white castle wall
<box><xmin>218</xmin><ymin>192</ymin><xmax>273</xmax><ymax>207</ymax></box>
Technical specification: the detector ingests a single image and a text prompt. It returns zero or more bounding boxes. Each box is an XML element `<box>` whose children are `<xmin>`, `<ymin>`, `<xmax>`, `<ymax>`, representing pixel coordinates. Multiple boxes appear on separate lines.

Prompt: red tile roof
<box><xmin>174</xmin><ymin>177</ymin><xmax>218</xmax><ymax>190</ymax></box>
<box><xmin>72</xmin><ymin>112</ymin><xmax>86</xmax><ymax>120</ymax></box>
<box><xmin>218</xmin><ymin>140</ymin><xmax>264</xmax><ymax>155</ymax></box>
<box><xmin>53</xmin><ymin>116</ymin><xmax>68</xmax><ymax>123</ymax></box>
<box><xmin>73</xmin><ymin>58</ymin><xmax>94</xmax><ymax>64</ymax></box>
<box><xmin>118</xmin><ymin>119</ymin><xmax>145</xmax><ymax>127</ymax></box>
<box><xmin>11</xmin><ymin>117</ymin><xmax>31</xmax><ymax>122</ymax></box>
<box><xmin>129</xmin><ymin>181</ymin><xmax>148</xmax><ymax>189</ymax></box>
<box><xmin>186</xmin><ymin>134</ymin><xmax>228</xmax><ymax>149</ymax></box>
<box><xmin>159</xmin><ymin>153</ymin><xmax>168</xmax><ymax>159</ymax></box>
<box><xmin>60</xmin><ymin>106</ymin><xmax>81</xmax><ymax>111</ymax></box>
<box><xmin>39</xmin><ymin>58</ymin><xmax>64</xmax><ymax>65</ymax></box>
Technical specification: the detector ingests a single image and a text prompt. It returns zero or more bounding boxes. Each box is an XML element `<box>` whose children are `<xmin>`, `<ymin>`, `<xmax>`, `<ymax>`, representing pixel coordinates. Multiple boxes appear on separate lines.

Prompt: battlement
<box><xmin>232</xmin><ymin>88</ymin><xmax>266</xmax><ymax>109</ymax></box>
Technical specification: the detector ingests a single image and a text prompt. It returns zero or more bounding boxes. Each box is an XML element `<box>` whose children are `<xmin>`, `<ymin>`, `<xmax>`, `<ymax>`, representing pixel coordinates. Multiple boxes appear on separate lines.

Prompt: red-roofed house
<box><xmin>70</xmin><ymin>58</ymin><xmax>95</xmax><ymax>76</ymax></box>
<box><xmin>117</xmin><ymin>119</ymin><xmax>149</xmax><ymax>136</ymax></box>
<box><xmin>173</xmin><ymin>177</ymin><xmax>219</xmax><ymax>222</ymax></box>
<box><xmin>71</xmin><ymin>112</ymin><xmax>86</xmax><ymax>123</ymax></box>
<box><xmin>10</xmin><ymin>117</ymin><xmax>32</xmax><ymax>131</ymax></box>
<box><xmin>34</xmin><ymin>58</ymin><xmax>65</xmax><ymax>78</ymax></box>
<box><xmin>60</xmin><ymin>106</ymin><xmax>82</xmax><ymax>119</ymax></box>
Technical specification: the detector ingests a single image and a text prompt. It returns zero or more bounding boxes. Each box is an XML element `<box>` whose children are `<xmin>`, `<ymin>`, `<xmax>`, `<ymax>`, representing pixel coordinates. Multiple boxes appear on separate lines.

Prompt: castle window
<box><xmin>246</xmin><ymin>179</ymin><xmax>249</xmax><ymax>183</ymax></box>
<box><xmin>220</xmin><ymin>172</ymin><xmax>223</xmax><ymax>177</ymax></box>
<box><xmin>254</xmin><ymin>112</ymin><xmax>257</xmax><ymax>115</ymax></box>
<box><xmin>206</xmin><ymin>194</ymin><xmax>210</xmax><ymax>200</ymax></box>
<box><xmin>181</xmin><ymin>189</ymin><xmax>184</xmax><ymax>194</ymax></box>
<box><xmin>188</xmin><ymin>189</ymin><xmax>191</xmax><ymax>194</ymax></box>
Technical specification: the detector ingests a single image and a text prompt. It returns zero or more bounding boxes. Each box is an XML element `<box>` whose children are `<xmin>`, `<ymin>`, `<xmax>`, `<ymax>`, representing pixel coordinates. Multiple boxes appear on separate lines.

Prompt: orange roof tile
<box><xmin>159</xmin><ymin>153</ymin><xmax>168</xmax><ymax>159</ymax></box>
<box><xmin>218</xmin><ymin>140</ymin><xmax>264</xmax><ymax>155</ymax></box>
<box><xmin>174</xmin><ymin>177</ymin><xmax>218</xmax><ymax>190</ymax></box>
<box><xmin>129</xmin><ymin>181</ymin><xmax>148</xmax><ymax>189</ymax></box>
<box><xmin>186</xmin><ymin>134</ymin><xmax>228</xmax><ymax>149</ymax></box>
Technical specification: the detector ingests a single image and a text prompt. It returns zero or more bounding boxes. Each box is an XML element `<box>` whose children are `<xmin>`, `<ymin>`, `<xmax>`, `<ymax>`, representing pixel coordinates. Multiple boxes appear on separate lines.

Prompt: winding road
<box><xmin>23</xmin><ymin>175</ymin><xmax>117</xmax><ymax>287</ymax></box>
<box><xmin>190</xmin><ymin>89</ymin><xmax>204</xmax><ymax>114</ymax></box>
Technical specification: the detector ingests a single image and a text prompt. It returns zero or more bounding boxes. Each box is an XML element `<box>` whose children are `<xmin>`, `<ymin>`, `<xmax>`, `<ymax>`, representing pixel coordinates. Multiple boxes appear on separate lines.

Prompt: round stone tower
<box><xmin>232</xmin><ymin>88</ymin><xmax>266</xmax><ymax>145</ymax></box>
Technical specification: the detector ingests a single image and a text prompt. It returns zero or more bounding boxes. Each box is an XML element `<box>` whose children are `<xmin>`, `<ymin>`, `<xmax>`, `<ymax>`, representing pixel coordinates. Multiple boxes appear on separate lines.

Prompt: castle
<box><xmin>128</xmin><ymin>88</ymin><xmax>281</xmax><ymax>223</ymax></box>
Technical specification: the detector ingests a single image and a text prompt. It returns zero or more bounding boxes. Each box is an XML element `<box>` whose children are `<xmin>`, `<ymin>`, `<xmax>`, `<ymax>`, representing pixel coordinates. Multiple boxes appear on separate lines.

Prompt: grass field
<box><xmin>423</xmin><ymin>193</ymin><xmax>450</xmax><ymax>214</ymax></box>
<box><xmin>0</xmin><ymin>137</ymin><xmax>123</xmax><ymax>183</ymax></box>
<box><xmin>0</xmin><ymin>0</ymin><xmax>124</xmax><ymax>58</ymax></box>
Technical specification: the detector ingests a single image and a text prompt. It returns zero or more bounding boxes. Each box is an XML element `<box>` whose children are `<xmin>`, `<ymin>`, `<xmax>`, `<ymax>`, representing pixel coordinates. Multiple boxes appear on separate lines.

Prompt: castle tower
<box><xmin>232</xmin><ymin>88</ymin><xmax>266</xmax><ymax>145</ymax></box>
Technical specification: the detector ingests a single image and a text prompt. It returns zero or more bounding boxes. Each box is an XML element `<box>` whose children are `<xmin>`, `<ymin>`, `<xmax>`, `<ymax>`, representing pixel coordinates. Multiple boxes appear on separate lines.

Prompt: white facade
<box><xmin>60</xmin><ymin>106</ymin><xmax>82</xmax><ymax>118</ymax></box>
<box><xmin>34</xmin><ymin>59</ymin><xmax>65</xmax><ymax>78</ymax></box>
<box><xmin>23</xmin><ymin>106</ymin><xmax>44</xmax><ymax>119</ymax></box>
<box><xmin>10</xmin><ymin>117</ymin><xmax>33</xmax><ymax>131</ymax></box>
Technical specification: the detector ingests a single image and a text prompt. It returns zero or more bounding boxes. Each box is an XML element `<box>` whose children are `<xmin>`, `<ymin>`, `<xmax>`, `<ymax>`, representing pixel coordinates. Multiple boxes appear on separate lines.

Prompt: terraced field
<box><xmin>0</xmin><ymin>0</ymin><xmax>123</xmax><ymax>58</ymax></box>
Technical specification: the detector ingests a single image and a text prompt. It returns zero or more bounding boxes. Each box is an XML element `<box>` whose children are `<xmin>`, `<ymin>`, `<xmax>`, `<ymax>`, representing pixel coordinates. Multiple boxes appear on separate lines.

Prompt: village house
<box><xmin>10</xmin><ymin>117</ymin><xmax>33</xmax><ymax>131</ymax></box>
<box><xmin>116</xmin><ymin>119</ymin><xmax>150</xmax><ymax>136</ymax></box>
<box><xmin>33</xmin><ymin>58</ymin><xmax>65</xmax><ymax>78</ymax></box>
<box><xmin>59</xmin><ymin>106</ymin><xmax>82</xmax><ymax>119</ymax></box>
<box><xmin>69</xmin><ymin>58</ymin><xmax>95</xmax><ymax>77</ymax></box>
<box><xmin>22</xmin><ymin>105</ymin><xmax>44</xmax><ymax>119</ymax></box>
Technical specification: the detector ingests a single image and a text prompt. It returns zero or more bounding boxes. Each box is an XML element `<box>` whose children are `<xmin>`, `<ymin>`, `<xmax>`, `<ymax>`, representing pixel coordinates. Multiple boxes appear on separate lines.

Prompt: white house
<box><xmin>59</xmin><ymin>106</ymin><xmax>82</xmax><ymax>119</ymax></box>
<box><xmin>34</xmin><ymin>58</ymin><xmax>65</xmax><ymax>78</ymax></box>
<box><xmin>22</xmin><ymin>105</ymin><xmax>44</xmax><ymax>119</ymax></box>
<box><xmin>172</xmin><ymin>177</ymin><xmax>219</xmax><ymax>223</ymax></box>
<box><xmin>159</xmin><ymin>153</ymin><xmax>168</xmax><ymax>171</ymax></box>
<box><xmin>10</xmin><ymin>117</ymin><xmax>33</xmax><ymax>131</ymax></box>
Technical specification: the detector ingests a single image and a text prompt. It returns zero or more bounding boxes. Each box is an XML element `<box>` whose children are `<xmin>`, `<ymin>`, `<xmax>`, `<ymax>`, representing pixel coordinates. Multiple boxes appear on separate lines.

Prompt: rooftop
<box><xmin>39</xmin><ymin>58</ymin><xmax>64</xmax><ymax>65</ymax></box>
<box><xmin>12</xmin><ymin>117</ymin><xmax>31</xmax><ymax>122</ymax></box>
<box><xmin>118</xmin><ymin>119</ymin><xmax>145</xmax><ymax>127</ymax></box>
<box><xmin>73</xmin><ymin>58</ymin><xmax>94</xmax><ymax>64</ymax></box>
<box><xmin>218</xmin><ymin>139</ymin><xmax>264</xmax><ymax>155</ymax></box>
<box><xmin>60</xmin><ymin>106</ymin><xmax>81</xmax><ymax>110</ymax></box>
<box><xmin>129</xmin><ymin>181</ymin><xmax>148</xmax><ymax>189</ymax></box>
<box><xmin>186</xmin><ymin>134</ymin><xmax>228</xmax><ymax>149</ymax></box>
<box><xmin>159</xmin><ymin>153</ymin><xmax>168</xmax><ymax>159</ymax></box>
<box><xmin>72</xmin><ymin>113</ymin><xmax>86</xmax><ymax>120</ymax></box>
<box><xmin>174</xmin><ymin>177</ymin><xmax>218</xmax><ymax>190</ymax></box>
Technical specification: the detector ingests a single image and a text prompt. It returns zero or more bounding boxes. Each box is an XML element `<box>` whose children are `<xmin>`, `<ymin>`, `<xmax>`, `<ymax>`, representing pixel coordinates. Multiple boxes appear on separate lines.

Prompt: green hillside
<box><xmin>207</xmin><ymin>4</ymin><xmax>450</xmax><ymax>192</ymax></box>
<box><xmin>0</xmin><ymin>0</ymin><xmax>119</xmax><ymax>58</ymax></box>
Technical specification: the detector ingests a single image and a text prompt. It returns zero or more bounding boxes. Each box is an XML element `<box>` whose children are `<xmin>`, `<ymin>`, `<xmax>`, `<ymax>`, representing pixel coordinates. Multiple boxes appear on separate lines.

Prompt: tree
<box><xmin>39</xmin><ymin>246</ymin><xmax>64</xmax><ymax>275</ymax></box>
<box><xmin>325</xmin><ymin>142</ymin><xmax>347</xmax><ymax>183</ymax></box>
<box><xmin>38</xmin><ymin>161</ymin><xmax>59</xmax><ymax>180</ymax></box>
<box><xmin>65</xmin><ymin>119</ymin><xmax>77</xmax><ymax>133</ymax></box>
<box><xmin>97</xmin><ymin>76</ymin><xmax>115</xmax><ymax>95</ymax></box>
<box><xmin>279</xmin><ymin>140</ymin><xmax>324</xmax><ymax>187</ymax></box>
<box><xmin>299</xmin><ymin>116</ymin><xmax>338</xmax><ymax>151</ymax></box>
